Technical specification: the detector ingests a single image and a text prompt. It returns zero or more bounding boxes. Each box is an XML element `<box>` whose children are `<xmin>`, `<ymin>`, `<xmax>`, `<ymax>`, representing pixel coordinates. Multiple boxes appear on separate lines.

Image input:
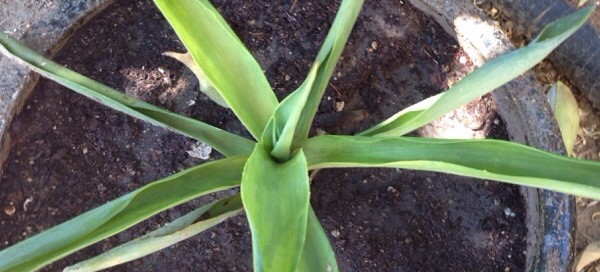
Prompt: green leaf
<box><xmin>153</xmin><ymin>0</ymin><xmax>279</xmax><ymax>140</ymax></box>
<box><xmin>0</xmin><ymin>32</ymin><xmax>254</xmax><ymax>157</ymax></box>
<box><xmin>163</xmin><ymin>51</ymin><xmax>229</xmax><ymax>108</ymax></box>
<box><xmin>297</xmin><ymin>207</ymin><xmax>339</xmax><ymax>272</ymax></box>
<box><xmin>0</xmin><ymin>157</ymin><xmax>246</xmax><ymax>272</ymax></box>
<box><xmin>303</xmin><ymin>135</ymin><xmax>600</xmax><ymax>199</ymax></box>
<box><xmin>64</xmin><ymin>195</ymin><xmax>243</xmax><ymax>272</ymax></box>
<box><xmin>263</xmin><ymin>64</ymin><xmax>320</xmax><ymax>161</ymax></box>
<box><xmin>360</xmin><ymin>5</ymin><xmax>595</xmax><ymax>137</ymax></box>
<box><xmin>294</xmin><ymin>0</ymin><xmax>365</xmax><ymax>143</ymax></box>
<box><xmin>547</xmin><ymin>81</ymin><xmax>580</xmax><ymax>156</ymax></box>
<box><xmin>241</xmin><ymin>144</ymin><xmax>310</xmax><ymax>272</ymax></box>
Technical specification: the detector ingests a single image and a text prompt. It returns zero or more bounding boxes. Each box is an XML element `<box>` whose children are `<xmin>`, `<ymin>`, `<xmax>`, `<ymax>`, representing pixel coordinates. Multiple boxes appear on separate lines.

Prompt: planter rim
<box><xmin>407</xmin><ymin>0</ymin><xmax>575</xmax><ymax>271</ymax></box>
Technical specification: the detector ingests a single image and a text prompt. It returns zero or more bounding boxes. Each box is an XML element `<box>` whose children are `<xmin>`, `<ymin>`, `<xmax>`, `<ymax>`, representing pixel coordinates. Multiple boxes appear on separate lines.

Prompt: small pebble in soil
<box><xmin>315</xmin><ymin>128</ymin><xmax>327</xmax><ymax>136</ymax></box>
<box><xmin>186</xmin><ymin>141</ymin><xmax>212</xmax><ymax>160</ymax></box>
<box><xmin>387</xmin><ymin>186</ymin><xmax>400</xmax><ymax>197</ymax></box>
<box><xmin>504</xmin><ymin>207</ymin><xmax>516</xmax><ymax>218</ymax></box>
<box><xmin>459</xmin><ymin>55</ymin><xmax>467</xmax><ymax>64</ymax></box>
<box><xmin>334</xmin><ymin>101</ymin><xmax>345</xmax><ymax>112</ymax></box>
<box><xmin>331</xmin><ymin>229</ymin><xmax>341</xmax><ymax>238</ymax></box>
<box><xmin>3</xmin><ymin>204</ymin><xmax>16</xmax><ymax>216</ymax></box>
<box><xmin>371</xmin><ymin>41</ymin><xmax>378</xmax><ymax>50</ymax></box>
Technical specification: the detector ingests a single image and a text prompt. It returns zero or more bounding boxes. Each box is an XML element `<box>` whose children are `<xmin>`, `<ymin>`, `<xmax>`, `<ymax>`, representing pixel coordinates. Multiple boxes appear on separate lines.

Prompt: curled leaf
<box><xmin>547</xmin><ymin>81</ymin><xmax>580</xmax><ymax>156</ymax></box>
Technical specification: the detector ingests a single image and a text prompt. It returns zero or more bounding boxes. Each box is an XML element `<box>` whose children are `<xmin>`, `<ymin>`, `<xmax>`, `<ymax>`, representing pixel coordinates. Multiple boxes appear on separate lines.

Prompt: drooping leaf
<box><xmin>163</xmin><ymin>51</ymin><xmax>229</xmax><ymax>108</ymax></box>
<box><xmin>64</xmin><ymin>195</ymin><xmax>243</xmax><ymax>272</ymax></box>
<box><xmin>0</xmin><ymin>32</ymin><xmax>254</xmax><ymax>157</ymax></box>
<box><xmin>547</xmin><ymin>81</ymin><xmax>580</xmax><ymax>156</ymax></box>
<box><xmin>293</xmin><ymin>0</ymin><xmax>365</xmax><ymax>143</ymax></box>
<box><xmin>297</xmin><ymin>207</ymin><xmax>339</xmax><ymax>272</ymax></box>
<box><xmin>153</xmin><ymin>0</ymin><xmax>279</xmax><ymax>139</ymax></box>
<box><xmin>303</xmin><ymin>135</ymin><xmax>600</xmax><ymax>199</ymax></box>
<box><xmin>0</xmin><ymin>157</ymin><xmax>246</xmax><ymax>272</ymax></box>
<box><xmin>241</xmin><ymin>144</ymin><xmax>310</xmax><ymax>272</ymax></box>
<box><xmin>360</xmin><ymin>5</ymin><xmax>595</xmax><ymax>137</ymax></box>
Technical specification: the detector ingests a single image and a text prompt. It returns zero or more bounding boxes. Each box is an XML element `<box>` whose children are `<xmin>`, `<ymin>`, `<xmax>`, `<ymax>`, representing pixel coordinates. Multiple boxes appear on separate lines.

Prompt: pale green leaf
<box><xmin>0</xmin><ymin>32</ymin><xmax>254</xmax><ymax>157</ymax></box>
<box><xmin>356</xmin><ymin>93</ymin><xmax>443</xmax><ymax>137</ymax></box>
<box><xmin>264</xmin><ymin>63</ymin><xmax>320</xmax><ymax>161</ymax></box>
<box><xmin>360</xmin><ymin>5</ymin><xmax>594</xmax><ymax>137</ymax></box>
<box><xmin>163</xmin><ymin>51</ymin><xmax>229</xmax><ymax>108</ymax></box>
<box><xmin>153</xmin><ymin>0</ymin><xmax>279</xmax><ymax>139</ymax></box>
<box><xmin>297</xmin><ymin>207</ymin><xmax>339</xmax><ymax>272</ymax></box>
<box><xmin>0</xmin><ymin>157</ymin><xmax>246</xmax><ymax>272</ymax></box>
<box><xmin>241</xmin><ymin>144</ymin><xmax>310</xmax><ymax>272</ymax></box>
<box><xmin>547</xmin><ymin>81</ymin><xmax>580</xmax><ymax>156</ymax></box>
<box><xmin>303</xmin><ymin>135</ymin><xmax>600</xmax><ymax>199</ymax></box>
<box><xmin>64</xmin><ymin>195</ymin><xmax>243</xmax><ymax>272</ymax></box>
<box><xmin>294</xmin><ymin>0</ymin><xmax>365</xmax><ymax>143</ymax></box>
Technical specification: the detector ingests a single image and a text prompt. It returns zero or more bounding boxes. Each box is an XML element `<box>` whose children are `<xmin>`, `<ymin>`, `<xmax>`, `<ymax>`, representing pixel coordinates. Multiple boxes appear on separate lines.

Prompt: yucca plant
<box><xmin>0</xmin><ymin>1</ymin><xmax>598</xmax><ymax>271</ymax></box>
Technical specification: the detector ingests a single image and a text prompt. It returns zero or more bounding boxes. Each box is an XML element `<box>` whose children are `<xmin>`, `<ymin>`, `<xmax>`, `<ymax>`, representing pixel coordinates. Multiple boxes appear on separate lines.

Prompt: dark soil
<box><xmin>1</xmin><ymin>0</ymin><xmax>525</xmax><ymax>271</ymax></box>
